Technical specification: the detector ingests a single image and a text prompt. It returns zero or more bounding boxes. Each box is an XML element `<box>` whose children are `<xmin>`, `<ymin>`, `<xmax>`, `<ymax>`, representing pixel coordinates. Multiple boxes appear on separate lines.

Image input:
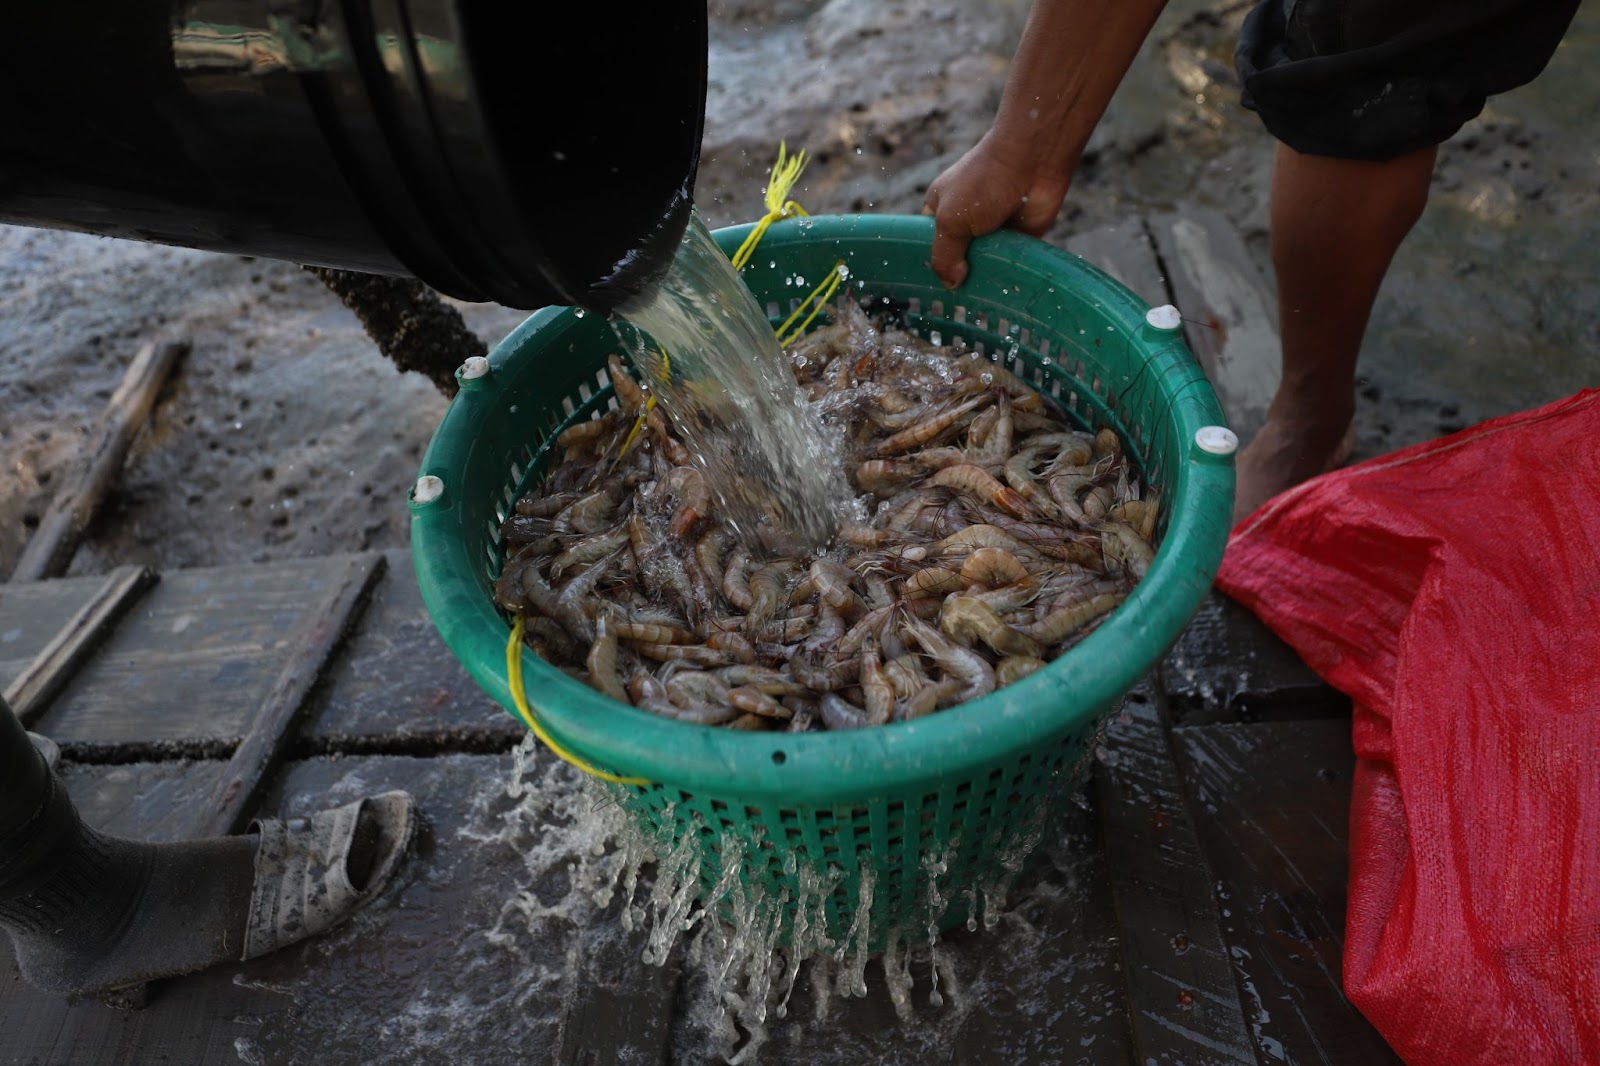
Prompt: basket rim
<box><xmin>410</xmin><ymin>214</ymin><xmax>1234</xmax><ymax>806</ymax></box>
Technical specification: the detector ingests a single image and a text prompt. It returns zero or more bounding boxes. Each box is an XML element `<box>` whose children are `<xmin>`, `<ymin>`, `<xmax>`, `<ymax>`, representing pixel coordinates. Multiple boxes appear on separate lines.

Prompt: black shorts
<box><xmin>1236</xmin><ymin>0</ymin><xmax>1581</xmax><ymax>160</ymax></box>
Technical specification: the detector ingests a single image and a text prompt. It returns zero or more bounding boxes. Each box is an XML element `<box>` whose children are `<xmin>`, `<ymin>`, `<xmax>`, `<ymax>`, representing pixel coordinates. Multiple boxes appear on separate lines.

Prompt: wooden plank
<box><xmin>1067</xmin><ymin>220</ymin><xmax>1171</xmax><ymax>309</ymax></box>
<box><xmin>193</xmin><ymin>552</ymin><xmax>385</xmax><ymax>836</ymax></box>
<box><xmin>1148</xmin><ymin>208</ymin><xmax>1280</xmax><ymax>440</ymax></box>
<box><xmin>4</xmin><ymin>565</ymin><xmax>157</xmax><ymax>725</ymax></box>
<box><xmin>1161</xmin><ymin>591</ymin><xmax>1349</xmax><ymax>727</ymax></box>
<box><xmin>1094</xmin><ymin>687</ymin><xmax>1257</xmax><ymax>1065</ymax></box>
<box><xmin>10</xmin><ymin>340</ymin><xmax>188</xmax><ymax>583</ymax></box>
<box><xmin>0</xmin><ymin>574</ymin><xmax>117</xmax><ymax>692</ymax></box>
<box><xmin>300</xmin><ymin>549</ymin><xmax>522</xmax><ymax>750</ymax></box>
<box><xmin>58</xmin><ymin>759</ymin><xmax>230</xmax><ymax>843</ymax></box>
<box><xmin>36</xmin><ymin>554</ymin><xmax>384</xmax><ymax>749</ymax></box>
<box><xmin>1172</xmin><ymin>719</ymin><xmax>1401</xmax><ymax>1065</ymax></box>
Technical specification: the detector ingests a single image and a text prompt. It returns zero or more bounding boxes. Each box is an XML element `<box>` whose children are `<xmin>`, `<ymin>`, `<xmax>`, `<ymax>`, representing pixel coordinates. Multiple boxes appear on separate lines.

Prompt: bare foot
<box><xmin>1233</xmin><ymin>419</ymin><xmax>1355</xmax><ymax>524</ymax></box>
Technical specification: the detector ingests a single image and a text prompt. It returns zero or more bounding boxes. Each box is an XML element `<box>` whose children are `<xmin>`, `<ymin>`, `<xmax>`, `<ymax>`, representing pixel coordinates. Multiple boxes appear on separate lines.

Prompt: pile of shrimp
<box><xmin>493</xmin><ymin>299</ymin><xmax>1160</xmax><ymax>732</ymax></box>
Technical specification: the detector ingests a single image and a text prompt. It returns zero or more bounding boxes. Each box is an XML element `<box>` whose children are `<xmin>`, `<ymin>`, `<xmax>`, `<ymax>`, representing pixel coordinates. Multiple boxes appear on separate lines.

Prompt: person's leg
<box><xmin>1233</xmin><ymin>140</ymin><xmax>1437</xmax><ymax>522</ymax></box>
<box><xmin>0</xmin><ymin>694</ymin><xmax>408</xmax><ymax>998</ymax></box>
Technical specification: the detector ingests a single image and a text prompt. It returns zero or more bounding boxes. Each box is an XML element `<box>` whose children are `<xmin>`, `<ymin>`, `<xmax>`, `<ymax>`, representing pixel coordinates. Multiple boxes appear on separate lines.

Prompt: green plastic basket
<box><xmin>410</xmin><ymin>214</ymin><xmax>1233</xmax><ymax>949</ymax></box>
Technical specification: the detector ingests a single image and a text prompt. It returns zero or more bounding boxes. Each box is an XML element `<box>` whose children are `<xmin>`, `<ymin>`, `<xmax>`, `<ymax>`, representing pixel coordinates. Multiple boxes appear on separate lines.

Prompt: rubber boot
<box><xmin>0</xmin><ymin>694</ymin><xmax>160</xmax><ymax>996</ymax></box>
<box><xmin>0</xmin><ymin>694</ymin><xmax>413</xmax><ymax>1000</ymax></box>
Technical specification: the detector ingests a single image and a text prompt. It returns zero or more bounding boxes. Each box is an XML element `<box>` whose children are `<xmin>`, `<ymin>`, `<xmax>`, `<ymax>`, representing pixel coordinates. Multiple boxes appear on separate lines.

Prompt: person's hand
<box><xmin>922</xmin><ymin>134</ymin><xmax>1072</xmax><ymax>289</ymax></box>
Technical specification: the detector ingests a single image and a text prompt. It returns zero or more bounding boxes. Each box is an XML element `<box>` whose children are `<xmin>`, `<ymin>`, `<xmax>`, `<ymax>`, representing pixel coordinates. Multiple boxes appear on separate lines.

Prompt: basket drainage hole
<box><xmin>771</xmin><ymin>750</ymin><xmax>788</xmax><ymax>766</ymax></box>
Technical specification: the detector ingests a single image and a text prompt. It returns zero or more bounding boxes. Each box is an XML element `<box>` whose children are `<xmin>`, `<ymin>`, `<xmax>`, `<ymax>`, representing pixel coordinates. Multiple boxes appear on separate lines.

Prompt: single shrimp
<box><xmin>516</xmin><ymin>491</ymin><xmax>576</xmax><ymax>518</ymax></box>
<box><xmin>607</xmin><ymin>354</ymin><xmax>648</xmax><ymax>414</ymax></box>
<box><xmin>1110</xmin><ymin>499</ymin><xmax>1159</xmax><ymax>544</ymax></box>
<box><xmin>875</xmin><ymin>393</ymin><xmax>993</xmax><ymax>455</ymax></box>
<box><xmin>1044</xmin><ymin>472</ymin><xmax>1092</xmax><ymax>525</ymax></box>
<box><xmin>628</xmin><ymin>669</ymin><xmax>683</xmax><ymax>718</ymax></box>
<box><xmin>959</xmin><ymin>546</ymin><xmax>1031</xmax><ymax>588</ymax></box>
<box><xmin>706</xmin><ymin>629</ymin><xmax>757</xmax><ymax>664</ymax></box>
<box><xmin>635</xmin><ymin>643</ymin><xmax>736</xmax><ymax>667</ymax></box>
<box><xmin>716</xmin><ymin>665</ymin><xmax>810</xmax><ymax>696</ymax></box>
<box><xmin>836</xmin><ymin>604</ymin><xmax>895</xmax><ymax>657</ymax></box>
<box><xmin>557</xmin><ymin>411</ymin><xmax>619</xmax><ymax>455</ymax></box>
<box><xmin>790</xmin><ymin>648</ymin><xmax>860</xmax><ymax>692</ymax></box>
<box><xmin>499</xmin><ymin>513</ymin><xmax>554</xmax><ymax>546</ymax></box>
<box><xmin>859</xmin><ymin>639</ymin><xmax>894</xmax><ymax>726</ymax></box>
<box><xmin>744</xmin><ymin>559</ymin><xmax>798</xmax><ymax>639</ymax></box>
<box><xmin>586</xmin><ymin>615</ymin><xmax>631</xmax><ymax>704</ymax></box>
<box><xmin>553</xmin><ymin>547</ymin><xmax>623</xmax><ymax>644</ymax></box>
<box><xmin>726</xmin><ymin>686</ymin><xmax>793</xmax><ymax>720</ymax></box>
<box><xmin>966</xmin><ymin>392</ymin><xmax>1014</xmax><ymax>468</ymax></box>
<box><xmin>694</xmin><ymin>529</ymin><xmax>731</xmax><ymax>599</ymax></box>
<box><xmin>807</xmin><ymin>558</ymin><xmax>865</xmax><ymax>619</ymax></box>
<box><xmin>901</xmin><ymin>616</ymin><xmax>996</xmax><ymax>704</ymax></box>
<box><xmin>929</xmin><ymin>464</ymin><xmax>1035</xmax><ymax>519</ymax></box>
<box><xmin>721</xmin><ymin>546</ymin><xmax>754</xmax><ymax>611</ymax></box>
<box><xmin>554</xmin><ymin>482</ymin><xmax>623</xmax><ymax>535</ymax></box>
<box><xmin>818</xmin><ymin>692</ymin><xmax>868</xmax><ymax>731</ymax></box>
<box><xmin>613</xmin><ymin>620</ymin><xmax>696</xmax><ymax>645</ymax></box>
<box><xmin>904</xmin><ymin>565</ymin><xmax>964</xmax><ymax>600</ymax></box>
<box><xmin>967</xmin><ymin>577</ymin><xmax>1043</xmax><ymax>614</ymax></box>
<box><xmin>1098</xmin><ymin>521</ymin><xmax>1155</xmax><ymax>578</ymax></box>
<box><xmin>1002</xmin><ymin>447</ymin><xmax>1066</xmax><ymax>521</ymax></box>
<box><xmin>550</xmin><ymin>527</ymin><xmax>630</xmax><ymax>580</ymax></box>
<box><xmin>995</xmin><ymin>655</ymin><xmax>1048</xmax><ymax>687</ymax></box>
<box><xmin>935</xmin><ymin>523</ymin><xmax>1040</xmax><ymax>561</ymax></box>
<box><xmin>836</xmin><ymin>524</ymin><xmax>910</xmax><ymax>550</ymax></box>
<box><xmin>664</xmin><ymin>465</ymin><xmax>712</xmax><ymax>539</ymax></box>
<box><xmin>785</xmin><ymin>699</ymin><xmax>819</xmax><ymax>733</ymax></box>
<box><xmin>855</xmin><ymin>459</ymin><xmax>925</xmax><ymax>495</ymax></box>
<box><xmin>1093</xmin><ymin>426</ymin><xmax>1122</xmax><ymax>460</ymax></box>
<box><xmin>939</xmin><ymin>596</ymin><xmax>1043</xmax><ymax>659</ymax></box>
<box><xmin>493</xmin><ymin>545</ymin><xmax>541</xmax><ymax>611</ymax></box>
<box><xmin>1020</xmin><ymin>591</ymin><xmax>1126</xmax><ymax>646</ymax></box>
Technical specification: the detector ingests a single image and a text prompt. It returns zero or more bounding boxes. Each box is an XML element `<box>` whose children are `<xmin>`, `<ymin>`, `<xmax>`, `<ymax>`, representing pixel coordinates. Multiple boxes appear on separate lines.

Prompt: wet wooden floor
<box><xmin>0</xmin><ymin>549</ymin><xmax>1398</xmax><ymax>1065</ymax></box>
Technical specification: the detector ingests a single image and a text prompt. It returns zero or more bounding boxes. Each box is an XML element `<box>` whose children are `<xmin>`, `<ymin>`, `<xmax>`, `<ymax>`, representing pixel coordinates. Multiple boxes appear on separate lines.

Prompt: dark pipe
<box><xmin>0</xmin><ymin>1</ymin><xmax>707</xmax><ymax>313</ymax></box>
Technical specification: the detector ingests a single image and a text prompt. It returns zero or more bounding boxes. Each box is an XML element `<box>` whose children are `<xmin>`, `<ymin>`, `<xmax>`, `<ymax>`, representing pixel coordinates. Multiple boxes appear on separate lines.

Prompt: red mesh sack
<box><xmin>1217</xmin><ymin>389</ymin><xmax>1600</xmax><ymax>1065</ymax></box>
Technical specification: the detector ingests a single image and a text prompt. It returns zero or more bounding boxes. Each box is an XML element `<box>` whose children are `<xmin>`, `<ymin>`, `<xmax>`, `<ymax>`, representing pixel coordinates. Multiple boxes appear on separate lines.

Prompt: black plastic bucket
<box><xmin>0</xmin><ymin>1</ymin><xmax>707</xmax><ymax>312</ymax></box>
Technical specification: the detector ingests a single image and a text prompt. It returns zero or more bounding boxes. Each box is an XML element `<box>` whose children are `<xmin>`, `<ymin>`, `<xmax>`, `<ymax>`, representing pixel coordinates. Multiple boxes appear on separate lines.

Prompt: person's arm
<box><xmin>924</xmin><ymin>0</ymin><xmax>1168</xmax><ymax>287</ymax></box>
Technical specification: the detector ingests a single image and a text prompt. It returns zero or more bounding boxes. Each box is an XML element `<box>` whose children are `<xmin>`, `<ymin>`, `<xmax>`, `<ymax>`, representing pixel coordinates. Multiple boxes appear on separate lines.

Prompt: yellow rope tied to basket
<box><xmin>730</xmin><ymin>141</ymin><xmax>812</xmax><ymax>271</ymax></box>
<box><xmin>776</xmin><ymin>262</ymin><xmax>847</xmax><ymax>347</ymax></box>
<box><xmin>506</xmin><ymin>616</ymin><xmax>650</xmax><ymax>787</ymax></box>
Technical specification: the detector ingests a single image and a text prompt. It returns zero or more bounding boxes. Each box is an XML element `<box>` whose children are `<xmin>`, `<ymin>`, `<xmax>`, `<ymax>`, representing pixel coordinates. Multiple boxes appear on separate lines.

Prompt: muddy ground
<box><xmin>2</xmin><ymin>0</ymin><xmax>1595</xmax><ymax>578</ymax></box>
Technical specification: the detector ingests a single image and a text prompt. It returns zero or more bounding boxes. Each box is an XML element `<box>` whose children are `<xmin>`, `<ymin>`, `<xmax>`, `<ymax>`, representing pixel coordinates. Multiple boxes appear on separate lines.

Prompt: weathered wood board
<box><xmin>1094</xmin><ymin>689</ymin><xmax>1257</xmax><ymax>1065</ymax></box>
<box><xmin>1172</xmin><ymin>719</ymin><xmax>1401</xmax><ymax>1065</ymax></box>
<box><xmin>34</xmin><ymin>553</ymin><xmax>382</xmax><ymax>752</ymax></box>
<box><xmin>1148</xmin><ymin>208</ymin><xmax>1281</xmax><ymax>441</ymax></box>
<box><xmin>0</xmin><ymin>573</ymin><xmax>140</xmax><ymax>694</ymax></box>
<box><xmin>1162</xmin><ymin>592</ymin><xmax>1349</xmax><ymax>727</ymax></box>
<box><xmin>300</xmin><ymin>549</ymin><xmax>521</xmax><ymax>750</ymax></box>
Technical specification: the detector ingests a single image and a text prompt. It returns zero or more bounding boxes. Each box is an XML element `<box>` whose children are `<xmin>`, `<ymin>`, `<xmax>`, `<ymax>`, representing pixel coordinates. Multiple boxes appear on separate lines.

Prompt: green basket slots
<box><xmin>409</xmin><ymin>215</ymin><xmax>1234</xmax><ymax>949</ymax></box>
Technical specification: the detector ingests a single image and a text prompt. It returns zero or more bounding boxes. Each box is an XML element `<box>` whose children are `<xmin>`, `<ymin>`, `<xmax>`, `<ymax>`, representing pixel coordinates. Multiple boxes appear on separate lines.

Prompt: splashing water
<box><xmin>614</xmin><ymin>212</ymin><xmax>853</xmax><ymax>552</ymax></box>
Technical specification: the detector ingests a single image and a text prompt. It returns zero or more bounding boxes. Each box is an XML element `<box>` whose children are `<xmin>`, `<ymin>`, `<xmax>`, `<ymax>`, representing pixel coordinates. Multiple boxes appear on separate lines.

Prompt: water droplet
<box><xmin>573</xmin><ymin>307</ymin><xmax>587</xmax><ymax>318</ymax></box>
<box><xmin>1171</xmin><ymin>933</ymin><xmax>1191</xmax><ymax>955</ymax></box>
<box><xmin>1177</xmin><ymin>989</ymin><xmax>1195</xmax><ymax>1009</ymax></box>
